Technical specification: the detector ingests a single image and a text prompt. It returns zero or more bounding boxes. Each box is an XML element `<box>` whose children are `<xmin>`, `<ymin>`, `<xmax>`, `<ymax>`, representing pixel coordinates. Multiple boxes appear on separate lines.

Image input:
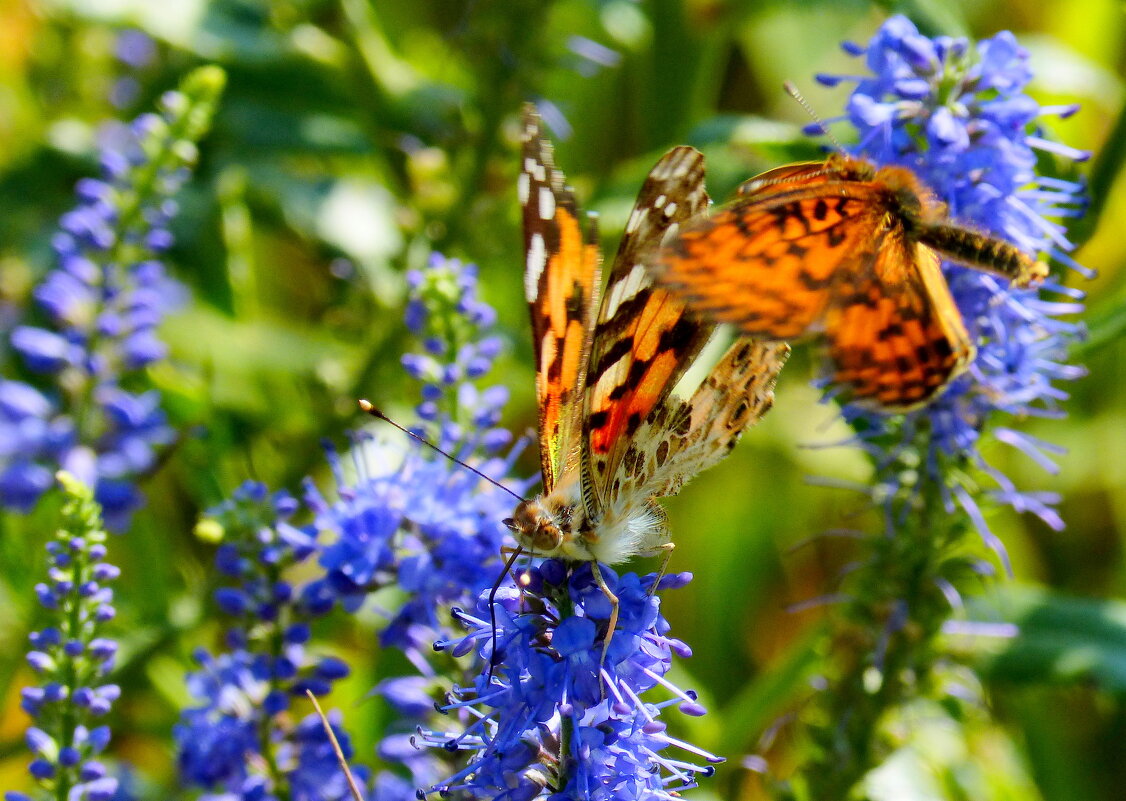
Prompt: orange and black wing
<box><xmin>611</xmin><ymin>336</ymin><xmax>790</xmax><ymax>509</ymax></box>
<box><xmin>584</xmin><ymin>146</ymin><xmax>714</xmax><ymax>501</ymax></box>
<box><xmin>521</xmin><ymin>106</ymin><xmax>602</xmax><ymax>492</ymax></box>
<box><xmin>656</xmin><ymin>181</ymin><xmax>888</xmax><ymax>339</ymax></box>
<box><xmin>825</xmin><ymin>231</ymin><xmax>975</xmax><ymax>409</ymax></box>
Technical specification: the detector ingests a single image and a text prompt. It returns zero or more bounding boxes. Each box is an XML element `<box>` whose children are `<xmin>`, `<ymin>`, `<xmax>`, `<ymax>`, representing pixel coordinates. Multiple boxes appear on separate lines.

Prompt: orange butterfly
<box><xmin>506</xmin><ymin>107</ymin><xmax>787</xmax><ymax>667</ymax></box>
<box><xmin>654</xmin><ymin>154</ymin><xmax>1048</xmax><ymax>410</ymax></box>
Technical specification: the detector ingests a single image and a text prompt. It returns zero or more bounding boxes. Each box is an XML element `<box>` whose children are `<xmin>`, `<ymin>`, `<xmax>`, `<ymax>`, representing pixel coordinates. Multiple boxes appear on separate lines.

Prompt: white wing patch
<box><xmin>526</xmin><ymin>233</ymin><xmax>546</xmax><ymax>301</ymax></box>
<box><xmin>600</xmin><ymin>263</ymin><xmax>648</xmax><ymax>320</ymax></box>
<box><xmin>538</xmin><ymin>186</ymin><xmax>556</xmax><ymax>221</ymax></box>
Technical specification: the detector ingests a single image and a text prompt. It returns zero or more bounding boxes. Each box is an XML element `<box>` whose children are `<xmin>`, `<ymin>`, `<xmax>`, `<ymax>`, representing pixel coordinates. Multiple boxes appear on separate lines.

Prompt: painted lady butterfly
<box><xmin>653</xmin><ymin>154</ymin><xmax>1047</xmax><ymax>409</ymax></box>
<box><xmin>505</xmin><ymin>106</ymin><xmax>789</xmax><ymax>641</ymax></box>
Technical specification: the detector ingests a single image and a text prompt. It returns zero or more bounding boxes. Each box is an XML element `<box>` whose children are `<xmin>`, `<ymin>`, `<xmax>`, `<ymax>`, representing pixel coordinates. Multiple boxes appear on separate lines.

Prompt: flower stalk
<box><xmin>0</xmin><ymin>66</ymin><xmax>224</xmax><ymax>526</ymax></box>
<box><xmin>779</xmin><ymin>17</ymin><xmax>1088</xmax><ymax>798</ymax></box>
<box><xmin>7</xmin><ymin>472</ymin><xmax>122</xmax><ymax>801</ymax></box>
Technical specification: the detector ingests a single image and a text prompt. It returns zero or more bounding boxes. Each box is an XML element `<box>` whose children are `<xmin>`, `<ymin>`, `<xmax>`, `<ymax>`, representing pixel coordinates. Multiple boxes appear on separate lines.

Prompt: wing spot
<box><xmin>539</xmin><ymin>187</ymin><xmax>556</xmax><ymax>221</ymax></box>
<box><xmin>525</xmin><ymin>233</ymin><xmax>546</xmax><ymax>301</ymax></box>
<box><xmin>602</xmin><ymin>263</ymin><xmax>649</xmax><ymax>320</ymax></box>
<box><xmin>625</xmin><ymin>207</ymin><xmax>647</xmax><ymax>234</ymax></box>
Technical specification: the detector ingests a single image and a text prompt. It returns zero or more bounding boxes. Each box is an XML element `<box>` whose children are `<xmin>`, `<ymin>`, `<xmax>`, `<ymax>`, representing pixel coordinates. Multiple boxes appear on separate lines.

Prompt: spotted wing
<box><xmin>585</xmin><ymin>146</ymin><xmax>714</xmax><ymax>502</ymax></box>
<box><xmin>654</xmin><ymin>179</ymin><xmax>900</xmax><ymax>340</ymax></box>
<box><xmin>521</xmin><ymin>106</ymin><xmax>602</xmax><ymax>492</ymax></box>
<box><xmin>825</xmin><ymin>233</ymin><xmax>975</xmax><ymax>409</ymax></box>
<box><xmin>605</xmin><ymin>337</ymin><xmax>789</xmax><ymax>515</ymax></box>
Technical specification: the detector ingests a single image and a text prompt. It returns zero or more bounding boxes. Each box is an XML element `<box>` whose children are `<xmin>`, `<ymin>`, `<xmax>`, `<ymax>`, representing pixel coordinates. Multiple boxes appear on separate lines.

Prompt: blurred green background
<box><xmin>0</xmin><ymin>0</ymin><xmax>1123</xmax><ymax>799</ymax></box>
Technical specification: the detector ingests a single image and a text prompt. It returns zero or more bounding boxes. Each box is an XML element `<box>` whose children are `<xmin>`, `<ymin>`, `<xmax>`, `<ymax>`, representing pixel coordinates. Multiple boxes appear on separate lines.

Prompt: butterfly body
<box><xmin>658</xmin><ymin>153</ymin><xmax>1046</xmax><ymax>410</ymax></box>
<box><xmin>511</xmin><ymin>106</ymin><xmax>788</xmax><ymax>568</ymax></box>
<box><xmin>508</xmin><ymin>481</ymin><xmax>667</xmax><ymax>565</ymax></box>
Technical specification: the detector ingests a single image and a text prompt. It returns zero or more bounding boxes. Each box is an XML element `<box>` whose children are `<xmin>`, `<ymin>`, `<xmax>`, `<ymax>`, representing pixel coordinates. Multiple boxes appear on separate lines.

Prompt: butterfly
<box><xmin>505</xmin><ymin>106</ymin><xmax>789</xmax><ymax>652</ymax></box>
<box><xmin>652</xmin><ymin>153</ymin><xmax>1048</xmax><ymax>410</ymax></box>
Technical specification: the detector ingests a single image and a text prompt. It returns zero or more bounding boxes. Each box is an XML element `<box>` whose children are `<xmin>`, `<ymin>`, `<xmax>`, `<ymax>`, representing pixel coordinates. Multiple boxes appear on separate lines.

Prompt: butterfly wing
<box><xmin>521</xmin><ymin>106</ymin><xmax>602</xmax><ymax>492</ymax></box>
<box><xmin>656</xmin><ymin>156</ymin><xmax>990</xmax><ymax>409</ymax></box>
<box><xmin>610</xmin><ymin>336</ymin><xmax>790</xmax><ymax>510</ymax></box>
<box><xmin>656</xmin><ymin>181</ymin><xmax>895</xmax><ymax>340</ymax></box>
<box><xmin>584</xmin><ymin>146</ymin><xmax>715</xmax><ymax>503</ymax></box>
<box><xmin>826</xmin><ymin>232</ymin><xmax>975</xmax><ymax>409</ymax></box>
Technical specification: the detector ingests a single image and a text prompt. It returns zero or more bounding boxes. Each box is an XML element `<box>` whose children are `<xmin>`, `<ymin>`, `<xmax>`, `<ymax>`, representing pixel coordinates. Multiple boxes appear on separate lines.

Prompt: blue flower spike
<box><xmin>819</xmin><ymin>15</ymin><xmax>1088</xmax><ymax>541</ymax></box>
<box><xmin>175</xmin><ymin>481</ymin><xmax>369</xmax><ymax>800</ymax></box>
<box><xmin>422</xmin><ymin>561</ymin><xmax>719</xmax><ymax>800</ymax></box>
<box><xmin>176</xmin><ymin>254</ymin><xmax>532</xmax><ymax>798</ymax></box>
<box><xmin>778</xmin><ymin>17</ymin><xmax>1090</xmax><ymax>800</ymax></box>
<box><xmin>7</xmin><ymin>472</ymin><xmax>122</xmax><ymax>801</ymax></box>
<box><xmin>0</xmin><ymin>65</ymin><xmax>225</xmax><ymax>527</ymax></box>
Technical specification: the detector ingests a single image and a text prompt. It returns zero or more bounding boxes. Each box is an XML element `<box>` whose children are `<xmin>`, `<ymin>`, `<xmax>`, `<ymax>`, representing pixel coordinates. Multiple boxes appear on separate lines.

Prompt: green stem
<box><xmin>54</xmin><ymin>539</ymin><xmax>89</xmax><ymax>801</ymax></box>
<box><xmin>260</xmin><ymin>561</ymin><xmax>290</xmax><ymax>799</ymax></box>
<box><xmin>796</xmin><ymin>444</ymin><xmax>964</xmax><ymax>799</ymax></box>
<box><xmin>554</xmin><ymin>569</ymin><xmax>576</xmax><ymax>788</ymax></box>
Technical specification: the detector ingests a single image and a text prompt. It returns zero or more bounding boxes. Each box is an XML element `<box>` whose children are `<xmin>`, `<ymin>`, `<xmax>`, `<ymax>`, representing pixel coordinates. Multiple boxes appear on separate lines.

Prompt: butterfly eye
<box><xmin>502</xmin><ymin>517</ymin><xmax>517</xmax><ymax>531</ymax></box>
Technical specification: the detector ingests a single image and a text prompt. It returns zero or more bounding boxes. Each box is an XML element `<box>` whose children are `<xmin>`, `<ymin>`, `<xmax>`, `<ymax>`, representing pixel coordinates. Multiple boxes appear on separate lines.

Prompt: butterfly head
<box><xmin>505</xmin><ymin>498</ymin><xmax>566</xmax><ymax>553</ymax></box>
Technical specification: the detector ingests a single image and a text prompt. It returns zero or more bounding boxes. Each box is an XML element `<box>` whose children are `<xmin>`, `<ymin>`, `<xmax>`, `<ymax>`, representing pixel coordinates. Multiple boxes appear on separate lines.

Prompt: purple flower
<box><xmin>175</xmin><ymin>478</ymin><xmax>369</xmax><ymax>798</ymax></box>
<box><xmin>421</xmin><ymin>561</ymin><xmax>717</xmax><ymax>799</ymax></box>
<box><xmin>312</xmin><ymin>253</ymin><xmax>526</xmax><ymax>660</ymax></box>
<box><xmin>13</xmin><ymin>474</ymin><xmax>121</xmax><ymax>800</ymax></box>
<box><xmin>176</xmin><ymin>253</ymin><xmax>532</xmax><ymax>798</ymax></box>
<box><xmin>0</xmin><ymin>67</ymin><xmax>224</xmax><ymax>527</ymax></box>
<box><xmin>818</xmin><ymin>16</ymin><xmax>1088</xmax><ymax>539</ymax></box>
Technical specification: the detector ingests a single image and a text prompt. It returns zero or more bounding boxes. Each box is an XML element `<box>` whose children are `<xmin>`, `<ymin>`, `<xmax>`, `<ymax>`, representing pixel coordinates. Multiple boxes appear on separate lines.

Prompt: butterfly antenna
<box><xmin>783</xmin><ymin>80</ymin><xmax>846</xmax><ymax>153</ymax></box>
<box><xmin>358</xmin><ymin>400</ymin><xmax>527</xmax><ymax>503</ymax></box>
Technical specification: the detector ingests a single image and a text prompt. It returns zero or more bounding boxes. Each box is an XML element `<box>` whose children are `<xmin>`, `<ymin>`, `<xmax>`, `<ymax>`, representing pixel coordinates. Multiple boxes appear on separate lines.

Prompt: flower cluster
<box><xmin>308</xmin><ymin>254</ymin><xmax>530</xmax><ymax>789</ymax></box>
<box><xmin>311</xmin><ymin>253</ymin><xmax>524</xmax><ymax>659</ymax></box>
<box><xmin>772</xmin><ymin>19</ymin><xmax>1089</xmax><ymax>799</ymax></box>
<box><xmin>176</xmin><ymin>647</ymin><xmax>367</xmax><ymax>801</ymax></box>
<box><xmin>7</xmin><ymin>473</ymin><xmax>121</xmax><ymax>801</ymax></box>
<box><xmin>175</xmin><ymin>481</ymin><xmax>360</xmax><ymax>800</ymax></box>
<box><xmin>176</xmin><ymin>253</ymin><xmax>532</xmax><ymax>797</ymax></box>
<box><xmin>402</xmin><ymin>253</ymin><xmax>508</xmax><ymax>439</ymax></box>
<box><xmin>110</xmin><ymin>29</ymin><xmax>158</xmax><ymax>109</ymax></box>
<box><xmin>423</xmin><ymin>561</ymin><xmax>718</xmax><ymax>799</ymax></box>
<box><xmin>0</xmin><ymin>65</ymin><xmax>224</xmax><ymax>527</ymax></box>
<box><xmin>817</xmin><ymin>15</ymin><xmax>1088</xmax><ymax>533</ymax></box>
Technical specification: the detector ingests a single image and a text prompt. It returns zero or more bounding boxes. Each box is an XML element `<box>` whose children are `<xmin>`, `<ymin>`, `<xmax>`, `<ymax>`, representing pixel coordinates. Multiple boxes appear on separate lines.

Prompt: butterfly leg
<box><xmin>590</xmin><ymin>561</ymin><xmax>619</xmax><ymax>694</ymax></box>
<box><xmin>647</xmin><ymin>542</ymin><xmax>676</xmax><ymax>598</ymax></box>
<box><xmin>486</xmin><ymin>546</ymin><xmax>524</xmax><ymax>686</ymax></box>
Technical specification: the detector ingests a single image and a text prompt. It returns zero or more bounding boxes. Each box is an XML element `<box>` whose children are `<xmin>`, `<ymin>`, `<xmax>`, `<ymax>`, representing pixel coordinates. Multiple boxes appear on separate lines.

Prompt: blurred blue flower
<box><xmin>310</xmin><ymin>253</ymin><xmax>527</xmax><ymax>661</ymax></box>
<box><xmin>422</xmin><ymin>561</ymin><xmax>718</xmax><ymax>799</ymax></box>
<box><xmin>0</xmin><ymin>68</ymin><xmax>223</xmax><ymax>527</ymax></box>
<box><xmin>175</xmin><ymin>650</ymin><xmax>368</xmax><ymax>801</ymax></box>
<box><xmin>175</xmin><ymin>482</ymin><xmax>364</xmax><ymax>800</ymax></box>
<box><xmin>817</xmin><ymin>15</ymin><xmax>1088</xmax><ymax>537</ymax></box>
<box><xmin>7</xmin><ymin>473</ymin><xmax>122</xmax><ymax>801</ymax></box>
<box><xmin>177</xmin><ymin>253</ymin><xmax>530</xmax><ymax>798</ymax></box>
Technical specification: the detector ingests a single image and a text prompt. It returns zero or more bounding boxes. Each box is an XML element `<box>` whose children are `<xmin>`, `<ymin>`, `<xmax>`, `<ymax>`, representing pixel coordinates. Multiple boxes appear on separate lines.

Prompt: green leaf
<box><xmin>1070</xmin><ymin>93</ymin><xmax>1126</xmax><ymax>249</ymax></box>
<box><xmin>966</xmin><ymin>586</ymin><xmax>1126</xmax><ymax>692</ymax></box>
<box><xmin>1079</xmin><ymin>281</ymin><xmax>1126</xmax><ymax>356</ymax></box>
<box><xmin>707</xmin><ymin>625</ymin><xmax>824</xmax><ymax>755</ymax></box>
